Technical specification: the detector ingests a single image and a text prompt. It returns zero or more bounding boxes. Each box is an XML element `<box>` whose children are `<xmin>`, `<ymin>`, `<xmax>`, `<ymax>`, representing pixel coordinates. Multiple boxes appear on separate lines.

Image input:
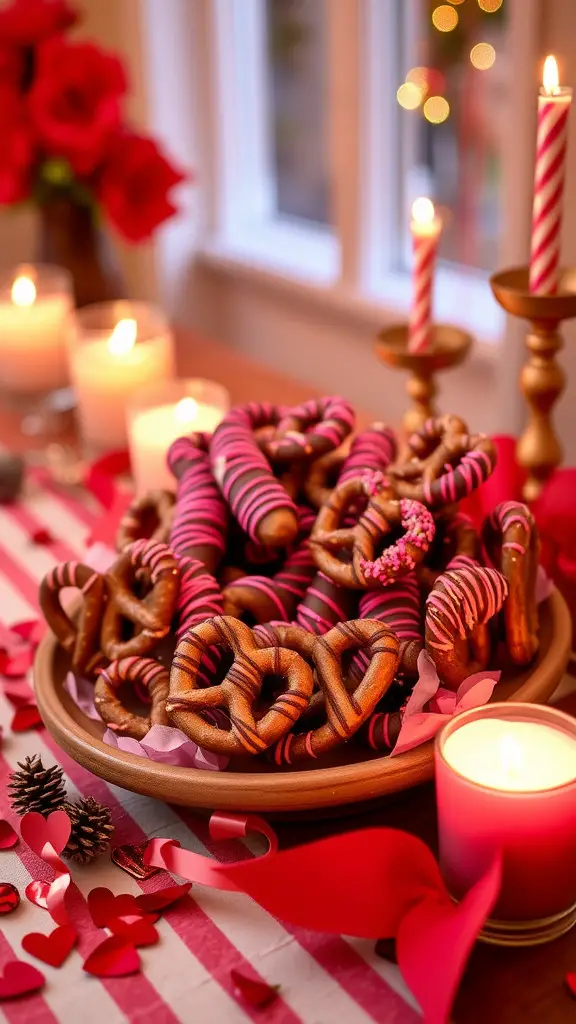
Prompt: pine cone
<box><xmin>8</xmin><ymin>755</ymin><xmax>67</xmax><ymax>816</ymax></box>
<box><xmin>63</xmin><ymin>797</ymin><xmax>114</xmax><ymax>864</ymax></box>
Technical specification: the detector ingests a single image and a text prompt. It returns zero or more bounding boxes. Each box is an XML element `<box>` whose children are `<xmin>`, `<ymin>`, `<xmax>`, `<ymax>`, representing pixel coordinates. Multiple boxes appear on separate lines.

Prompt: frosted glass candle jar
<box><xmin>0</xmin><ymin>264</ymin><xmax>73</xmax><ymax>395</ymax></box>
<box><xmin>71</xmin><ymin>302</ymin><xmax>175</xmax><ymax>452</ymax></box>
<box><xmin>435</xmin><ymin>702</ymin><xmax>576</xmax><ymax>943</ymax></box>
<box><xmin>128</xmin><ymin>378</ymin><xmax>230</xmax><ymax>494</ymax></box>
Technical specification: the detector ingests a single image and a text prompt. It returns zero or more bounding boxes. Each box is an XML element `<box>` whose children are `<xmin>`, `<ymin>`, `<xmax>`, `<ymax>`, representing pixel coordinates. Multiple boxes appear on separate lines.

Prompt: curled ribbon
<box><xmin>21</xmin><ymin>811</ymin><xmax>73</xmax><ymax>926</ymax></box>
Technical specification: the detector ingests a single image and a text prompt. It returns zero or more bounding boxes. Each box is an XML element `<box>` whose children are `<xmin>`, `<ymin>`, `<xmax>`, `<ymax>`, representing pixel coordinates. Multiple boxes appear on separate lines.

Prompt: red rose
<box><xmin>98</xmin><ymin>133</ymin><xmax>187</xmax><ymax>243</ymax></box>
<box><xmin>0</xmin><ymin>89</ymin><xmax>34</xmax><ymax>204</ymax></box>
<box><xmin>0</xmin><ymin>0</ymin><xmax>77</xmax><ymax>45</ymax></box>
<box><xmin>29</xmin><ymin>38</ymin><xmax>126</xmax><ymax>175</ymax></box>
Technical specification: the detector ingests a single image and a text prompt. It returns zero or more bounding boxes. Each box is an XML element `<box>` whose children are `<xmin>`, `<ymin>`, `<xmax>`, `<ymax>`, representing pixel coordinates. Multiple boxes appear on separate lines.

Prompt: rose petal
<box><xmin>83</xmin><ymin>936</ymin><xmax>140</xmax><ymax>978</ymax></box>
<box><xmin>10</xmin><ymin>704</ymin><xmax>42</xmax><ymax>732</ymax></box>
<box><xmin>231</xmin><ymin>969</ymin><xmax>280</xmax><ymax>1008</ymax></box>
<box><xmin>10</xmin><ymin>620</ymin><xmax>44</xmax><ymax>647</ymax></box>
<box><xmin>3</xmin><ymin>648</ymin><xmax>34</xmax><ymax>678</ymax></box>
<box><xmin>31</xmin><ymin>528</ymin><xmax>54</xmax><ymax>546</ymax></box>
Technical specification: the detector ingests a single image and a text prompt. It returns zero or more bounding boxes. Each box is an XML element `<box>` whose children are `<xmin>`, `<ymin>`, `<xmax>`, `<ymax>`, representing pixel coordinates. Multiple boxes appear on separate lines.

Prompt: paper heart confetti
<box><xmin>106</xmin><ymin>915</ymin><xmax>159</xmax><ymax>948</ymax></box>
<box><xmin>11</xmin><ymin>620</ymin><xmax>44</xmax><ymax>646</ymax></box>
<box><xmin>0</xmin><ymin>961</ymin><xmax>45</xmax><ymax>1000</ymax></box>
<box><xmin>566</xmin><ymin>973</ymin><xmax>576</xmax><ymax>999</ymax></box>
<box><xmin>87</xmin><ymin>887</ymin><xmax>159</xmax><ymax>929</ymax></box>
<box><xmin>3</xmin><ymin>680</ymin><xmax>35</xmax><ymax>707</ymax></box>
<box><xmin>22</xmin><ymin>925</ymin><xmax>77</xmax><ymax>968</ymax></box>
<box><xmin>1</xmin><ymin>647</ymin><xmax>34</xmax><ymax>678</ymax></box>
<box><xmin>231</xmin><ymin>969</ymin><xmax>279</xmax><ymax>1008</ymax></box>
<box><xmin>20</xmin><ymin>810</ymin><xmax>71</xmax><ymax>859</ymax></box>
<box><xmin>111</xmin><ymin>842</ymin><xmax>160</xmax><ymax>880</ymax></box>
<box><xmin>11</xmin><ymin>704</ymin><xmax>43</xmax><ymax>732</ymax></box>
<box><xmin>26</xmin><ymin>879</ymin><xmax>50</xmax><ymax>911</ymax></box>
<box><xmin>134</xmin><ymin>883</ymin><xmax>192</xmax><ymax>913</ymax></box>
<box><xmin>31</xmin><ymin>528</ymin><xmax>54</xmax><ymax>546</ymax></box>
<box><xmin>0</xmin><ymin>821</ymin><xmax>18</xmax><ymax>849</ymax></box>
<box><xmin>83</xmin><ymin>936</ymin><xmax>140</xmax><ymax>978</ymax></box>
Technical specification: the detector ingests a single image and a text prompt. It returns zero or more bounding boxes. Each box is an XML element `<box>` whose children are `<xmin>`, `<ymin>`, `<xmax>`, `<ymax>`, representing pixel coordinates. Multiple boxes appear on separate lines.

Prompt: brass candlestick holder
<box><xmin>490</xmin><ymin>266</ymin><xmax>576</xmax><ymax>503</ymax></box>
<box><xmin>375</xmin><ymin>324</ymin><xmax>473</xmax><ymax>436</ymax></box>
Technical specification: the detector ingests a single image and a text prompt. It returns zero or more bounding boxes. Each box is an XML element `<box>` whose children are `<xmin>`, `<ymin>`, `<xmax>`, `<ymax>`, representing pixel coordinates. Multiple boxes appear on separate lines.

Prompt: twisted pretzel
<box><xmin>210</xmin><ymin>402</ymin><xmax>299</xmax><ymax>548</ymax></box>
<box><xmin>115</xmin><ymin>490</ymin><xmax>175</xmax><ymax>552</ymax></box>
<box><xmin>94</xmin><ymin>657</ymin><xmax>169</xmax><ymax>739</ymax></box>
<box><xmin>388</xmin><ymin>418</ymin><xmax>497</xmax><ymax>510</ymax></box>
<box><xmin>40</xmin><ymin>561</ymin><xmax>107</xmax><ymax>677</ymax></box>
<box><xmin>263</xmin><ymin>396</ymin><xmax>355</xmax><ymax>464</ymax></box>
<box><xmin>271</xmin><ymin>620</ymin><xmax>400</xmax><ymax>764</ymax></box>
<box><xmin>310</xmin><ymin>474</ymin><xmax>435</xmax><ymax>589</ymax></box>
<box><xmin>482</xmin><ymin>501</ymin><xmax>540</xmax><ymax>666</ymax></box>
<box><xmin>425</xmin><ymin>565</ymin><xmax>508</xmax><ymax>689</ymax></box>
<box><xmin>167</xmin><ymin>616</ymin><xmax>314</xmax><ymax>755</ymax></box>
<box><xmin>168</xmin><ymin>434</ymin><xmax>228</xmax><ymax>573</ymax></box>
<box><xmin>101</xmin><ymin>540</ymin><xmax>179</xmax><ymax>660</ymax></box>
<box><xmin>222</xmin><ymin>524</ymin><xmax>316</xmax><ymax>623</ymax></box>
<box><xmin>303</xmin><ymin>449</ymin><xmax>345</xmax><ymax>510</ymax></box>
<box><xmin>339</xmin><ymin>423</ymin><xmax>397</xmax><ymax>484</ymax></box>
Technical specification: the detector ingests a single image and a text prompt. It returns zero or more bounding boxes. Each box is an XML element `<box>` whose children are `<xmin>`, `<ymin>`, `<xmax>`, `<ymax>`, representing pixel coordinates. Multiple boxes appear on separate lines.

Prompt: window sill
<box><xmin>199</xmin><ymin>226</ymin><xmax>504</xmax><ymax>364</ymax></box>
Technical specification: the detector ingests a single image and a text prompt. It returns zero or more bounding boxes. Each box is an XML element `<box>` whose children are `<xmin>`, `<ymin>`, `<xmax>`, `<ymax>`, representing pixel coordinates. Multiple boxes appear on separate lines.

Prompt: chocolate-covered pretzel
<box><xmin>40</xmin><ymin>562</ymin><xmax>107</xmax><ymax>676</ymax></box>
<box><xmin>482</xmin><ymin>501</ymin><xmax>540</xmax><ymax>666</ymax></box>
<box><xmin>210</xmin><ymin>402</ymin><xmax>299</xmax><ymax>548</ymax></box>
<box><xmin>263</xmin><ymin>396</ymin><xmax>355</xmax><ymax>464</ymax></box>
<box><xmin>222</xmin><ymin>540</ymin><xmax>316</xmax><ymax>624</ymax></box>
<box><xmin>296</xmin><ymin>571</ymin><xmax>357</xmax><ymax>634</ymax></box>
<box><xmin>102</xmin><ymin>540</ymin><xmax>179</xmax><ymax>660</ymax></box>
<box><xmin>167</xmin><ymin>616</ymin><xmax>314</xmax><ymax>756</ymax></box>
<box><xmin>339</xmin><ymin>423</ymin><xmax>397</xmax><ymax>484</ymax></box>
<box><xmin>356</xmin><ymin>573</ymin><xmax>423</xmax><ymax>677</ymax></box>
<box><xmin>168</xmin><ymin>434</ymin><xmax>228</xmax><ymax>574</ymax></box>
<box><xmin>425</xmin><ymin>565</ymin><xmax>508</xmax><ymax>689</ymax></box>
<box><xmin>116</xmin><ymin>490</ymin><xmax>175</xmax><ymax>552</ymax></box>
<box><xmin>271</xmin><ymin>620</ymin><xmax>400</xmax><ymax>764</ymax></box>
<box><xmin>418</xmin><ymin>512</ymin><xmax>480</xmax><ymax>592</ymax></box>
<box><xmin>94</xmin><ymin>656</ymin><xmax>169</xmax><ymax>739</ymax></box>
<box><xmin>310</xmin><ymin>473</ymin><xmax>435</xmax><ymax>589</ymax></box>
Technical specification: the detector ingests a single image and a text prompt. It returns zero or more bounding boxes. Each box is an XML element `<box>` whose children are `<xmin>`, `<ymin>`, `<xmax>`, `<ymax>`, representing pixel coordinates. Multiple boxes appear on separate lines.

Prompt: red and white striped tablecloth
<box><xmin>0</xmin><ymin>469</ymin><xmax>420</xmax><ymax>1024</ymax></box>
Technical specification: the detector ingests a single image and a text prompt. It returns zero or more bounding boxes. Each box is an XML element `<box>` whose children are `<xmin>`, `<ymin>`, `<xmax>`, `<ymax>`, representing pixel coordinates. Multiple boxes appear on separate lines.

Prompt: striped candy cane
<box><xmin>408</xmin><ymin>198</ymin><xmax>441</xmax><ymax>355</ymax></box>
<box><xmin>530</xmin><ymin>64</ymin><xmax>572</xmax><ymax>295</ymax></box>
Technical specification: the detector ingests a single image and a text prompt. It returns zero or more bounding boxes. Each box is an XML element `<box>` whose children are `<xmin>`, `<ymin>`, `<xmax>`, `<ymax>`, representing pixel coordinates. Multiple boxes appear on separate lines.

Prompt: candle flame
<box><xmin>411</xmin><ymin>196</ymin><xmax>436</xmax><ymax>226</ymax></box>
<box><xmin>108</xmin><ymin>318</ymin><xmax>137</xmax><ymax>357</ymax></box>
<box><xmin>543</xmin><ymin>55</ymin><xmax>560</xmax><ymax>95</ymax></box>
<box><xmin>500</xmin><ymin>733</ymin><xmax>524</xmax><ymax>781</ymax></box>
<box><xmin>11</xmin><ymin>275</ymin><xmax>36</xmax><ymax>308</ymax></box>
<box><xmin>174</xmin><ymin>397</ymin><xmax>198</xmax><ymax>424</ymax></box>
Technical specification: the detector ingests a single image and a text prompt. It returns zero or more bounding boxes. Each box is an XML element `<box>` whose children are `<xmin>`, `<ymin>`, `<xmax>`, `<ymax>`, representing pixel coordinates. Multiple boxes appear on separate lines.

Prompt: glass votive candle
<box><xmin>127</xmin><ymin>378</ymin><xmax>231</xmax><ymax>494</ymax></box>
<box><xmin>70</xmin><ymin>301</ymin><xmax>175</xmax><ymax>452</ymax></box>
<box><xmin>435</xmin><ymin>702</ymin><xmax>576</xmax><ymax>945</ymax></box>
<box><xmin>0</xmin><ymin>264</ymin><xmax>73</xmax><ymax>397</ymax></box>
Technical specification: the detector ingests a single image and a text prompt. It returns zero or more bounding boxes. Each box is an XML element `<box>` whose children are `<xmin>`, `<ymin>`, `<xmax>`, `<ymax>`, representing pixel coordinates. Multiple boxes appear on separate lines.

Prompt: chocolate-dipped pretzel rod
<box><xmin>210</xmin><ymin>402</ymin><xmax>299</xmax><ymax>548</ymax></box>
<box><xmin>116</xmin><ymin>490</ymin><xmax>175</xmax><ymax>552</ymax></box>
<box><xmin>222</xmin><ymin>540</ymin><xmax>316</xmax><ymax>624</ymax></box>
<box><xmin>168</xmin><ymin>435</ymin><xmax>228</xmax><ymax>574</ymax></box>
<box><xmin>176</xmin><ymin>556</ymin><xmax>224</xmax><ymax>687</ymax></box>
<box><xmin>102</xmin><ymin>539</ymin><xmax>179</xmax><ymax>660</ymax></box>
<box><xmin>94</xmin><ymin>657</ymin><xmax>169</xmax><ymax>739</ymax></box>
<box><xmin>263</xmin><ymin>395</ymin><xmax>355</xmax><ymax>464</ymax></box>
<box><xmin>296</xmin><ymin>571</ymin><xmax>357</xmax><ymax>634</ymax></box>
<box><xmin>425</xmin><ymin>564</ymin><xmax>508</xmax><ymax>689</ymax></box>
<box><xmin>354</xmin><ymin>573</ymin><xmax>423</xmax><ymax>678</ymax></box>
<box><xmin>482</xmin><ymin>501</ymin><xmax>540</xmax><ymax>666</ymax></box>
<box><xmin>339</xmin><ymin>423</ymin><xmax>397</xmax><ymax>484</ymax></box>
<box><xmin>40</xmin><ymin>562</ymin><xmax>107</xmax><ymax>677</ymax></box>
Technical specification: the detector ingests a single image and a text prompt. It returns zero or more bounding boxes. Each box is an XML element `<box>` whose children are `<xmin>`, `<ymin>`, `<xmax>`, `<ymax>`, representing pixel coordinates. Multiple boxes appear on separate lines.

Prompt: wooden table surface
<box><xmin>3</xmin><ymin>330</ymin><xmax>576</xmax><ymax>1023</ymax></box>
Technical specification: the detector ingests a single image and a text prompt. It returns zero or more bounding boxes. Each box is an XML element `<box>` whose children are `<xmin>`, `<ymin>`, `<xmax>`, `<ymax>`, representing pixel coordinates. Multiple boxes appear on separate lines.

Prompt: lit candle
<box><xmin>408</xmin><ymin>197</ymin><xmax>442</xmax><ymax>354</ymax></box>
<box><xmin>530</xmin><ymin>55</ymin><xmax>572</xmax><ymax>295</ymax></box>
<box><xmin>128</xmin><ymin>379</ymin><xmax>230</xmax><ymax>494</ymax></box>
<box><xmin>0</xmin><ymin>265</ymin><xmax>72</xmax><ymax>394</ymax></box>
<box><xmin>71</xmin><ymin>303</ymin><xmax>175</xmax><ymax>452</ymax></box>
<box><xmin>436</xmin><ymin>703</ymin><xmax>576</xmax><ymax>931</ymax></box>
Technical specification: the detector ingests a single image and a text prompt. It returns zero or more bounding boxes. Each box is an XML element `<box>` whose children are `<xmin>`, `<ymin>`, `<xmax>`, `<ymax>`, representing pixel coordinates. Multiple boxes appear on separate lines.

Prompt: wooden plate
<box><xmin>34</xmin><ymin>590</ymin><xmax>572</xmax><ymax>815</ymax></box>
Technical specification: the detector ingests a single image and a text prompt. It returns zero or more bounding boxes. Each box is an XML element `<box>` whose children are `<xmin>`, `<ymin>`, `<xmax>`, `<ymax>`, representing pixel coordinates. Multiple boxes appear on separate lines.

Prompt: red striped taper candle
<box><xmin>408</xmin><ymin>197</ymin><xmax>442</xmax><ymax>354</ymax></box>
<box><xmin>529</xmin><ymin>55</ymin><xmax>572</xmax><ymax>295</ymax></box>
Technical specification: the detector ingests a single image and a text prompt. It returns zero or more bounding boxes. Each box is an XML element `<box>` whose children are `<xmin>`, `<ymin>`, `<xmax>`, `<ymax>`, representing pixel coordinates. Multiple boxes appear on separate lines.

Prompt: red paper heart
<box><xmin>11</xmin><ymin>704</ymin><xmax>42</xmax><ymax>732</ymax></box>
<box><xmin>20</xmin><ymin>810</ymin><xmax>71</xmax><ymax>859</ymax></box>
<box><xmin>83</xmin><ymin>936</ymin><xmax>140</xmax><ymax>978</ymax></box>
<box><xmin>11</xmin><ymin>620</ymin><xmax>44</xmax><ymax>646</ymax></box>
<box><xmin>0</xmin><ymin>960</ymin><xmax>45</xmax><ymax>1000</ymax></box>
<box><xmin>231</xmin><ymin>969</ymin><xmax>279</xmax><ymax>1008</ymax></box>
<box><xmin>31</xmin><ymin>528</ymin><xmax>54</xmax><ymax>546</ymax></box>
<box><xmin>3</xmin><ymin>648</ymin><xmax>34</xmax><ymax>679</ymax></box>
<box><xmin>22</xmin><ymin>925</ymin><xmax>77</xmax><ymax>968</ymax></box>
<box><xmin>566</xmin><ymin>972</ymin><xmax>576</xmax><ymax>999</ymax></box>
<box><xmin>26</xmin><ymin>879</ymin><xmax>50</xmax><ymax>911</ymax></box>
<box><xmin>135</xmin><ymin>883</ymin><xmax>191</xmax><ymax>913</ymax></box>
<box><xmin>87</xmin><ymin>887</ymin><xmax>158</xmax><ymax>928</ymax></box>
<box><xmin>107</xmin><ymin>915</ymin><xmax>159</xmax><ymax>947</ymax></box>
<box><xmin>0</xmin><ymin>821</ymin><xmax>18</xmax><ymax>849</ymax></box>
<box><xmin>3</xmin><ymin>680</ymin><xmax>34</xmax><ymax>707</ymax></box>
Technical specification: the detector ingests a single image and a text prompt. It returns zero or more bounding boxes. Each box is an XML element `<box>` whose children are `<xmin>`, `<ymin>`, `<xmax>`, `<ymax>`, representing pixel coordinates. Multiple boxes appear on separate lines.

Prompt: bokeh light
<box><xmin>406</xmin><ymin>66</ymin><xmax>429</xmax><ymax>90</ymax></box>
<box><xmin>423</xmin><ymin>95</ymin><xmax>450</xmax><ymax>124</ymax></box>
<box><xmin>432</xmin><ymin>5</ymin><xmax>459</xmax><ymax>31</ymax></box>
<box><xmin>397</xmin><ymin>82</ymin><xmax>423</xmax><ymax>110</ymax></box>
<box><xmin>478</xmin><ymin>0</ymin><xmax>503</xmax><ymax>11</ymax></box>
<box><xmin>448</xmin><ymin>0</ymin><xmax>466</xmax><ymax>4</ymax></box>
<box><xmin>470</xmin><ymin>42</ymin><xmax>496</xmax><ymax>70</ymax></box>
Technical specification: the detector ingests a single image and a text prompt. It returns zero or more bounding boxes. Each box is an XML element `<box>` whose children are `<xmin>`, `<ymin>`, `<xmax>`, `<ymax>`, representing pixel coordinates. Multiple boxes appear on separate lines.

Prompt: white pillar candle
<box><xmin>128</xmin><ymin>383</ymin><xmax>230</xmax><ymax>494</ymax></box>
<box><xmin>71</xmin><ymin>306</ymin><xmax>175</xmax><ymax>452</ymax></box>
<box><xmin>0</xmin><ymin>266</ymin><xmax>73</xmax><ymax>394</ymax></box>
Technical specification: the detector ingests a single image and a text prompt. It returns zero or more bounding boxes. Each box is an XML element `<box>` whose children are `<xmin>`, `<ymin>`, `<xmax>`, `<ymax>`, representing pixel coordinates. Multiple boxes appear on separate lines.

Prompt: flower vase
<box><xmin>37</xmin><ymin>198</ymin><xmax>124</xmax><ymax>308</ymax></box>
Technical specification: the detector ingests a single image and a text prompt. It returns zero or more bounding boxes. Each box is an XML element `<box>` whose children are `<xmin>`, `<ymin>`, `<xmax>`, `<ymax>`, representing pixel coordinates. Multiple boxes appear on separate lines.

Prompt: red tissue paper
<box><xmin>146</xmin><ymin>814</ymin><xmax>501</xmax><ymax>1024</ymax></box>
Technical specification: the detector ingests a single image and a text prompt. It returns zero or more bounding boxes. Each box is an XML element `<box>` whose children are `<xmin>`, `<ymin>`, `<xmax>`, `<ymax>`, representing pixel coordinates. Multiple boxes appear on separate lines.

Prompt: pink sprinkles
<box><xmin>360</xmin><ymin>499</ymin><xmax>435</xmax><ymax>584</ymax></box>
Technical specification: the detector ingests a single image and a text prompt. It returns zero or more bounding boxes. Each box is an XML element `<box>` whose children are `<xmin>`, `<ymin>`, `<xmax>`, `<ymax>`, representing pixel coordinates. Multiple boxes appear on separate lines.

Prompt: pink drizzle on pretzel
<box><xmin>426</xmin><ymin>565</ymin><xmax>508</xmax><ymax>653</ymax></box>
<box><xmin>423</xmin><ymin>444</ymin><xmax>496</xmax><ymax>508</ymax></box>
<box><xmin>177</xmin><ymin>556</ymin><xmax>224</xmax><ymax>686</ymax></box>
<box><xmin>488</xmin><ymin>501</ymin><xmax>532</xmax><ymax>557</ymax></box>
<box><xmin>340</xmin><ymin>423</ymin><xmax>397</xmax><ymax>483</ymax></box>
<box><xmin>359</xmin><ymin>499</ymin><xmax>435</xmax><ymax>584</ymax></box>
<box><xmin>210</xmin><ymin>402</ymin><xmax>298</xmax><ymax>541</ymax></box>
<box><xmin>231</xmin><ymin>542</ymin><xmax>317</xmax><ymax>623</ymax></box>
<box><xmin>354</xmin><ymin>574</ymin><xmax>422</xmax><ymax>681</ymax></box>
<box><xmin>130</xmin><ymin>539</ymin><xmax>177</xmax><ymax>581</ymax></box>
<box><xmin>267</xmin><ymin>396</ymin><xmax>355</xmax><ymax>460</ymax></box>
<box><xmin>297</xmin><ymin>572</ymin><xmax>355</xmax><ymax>635</ymax></box>
<box><xmin>168</xmin><ymin>435</ymin><xmax>228</xmax><ymax>569</ymax></box>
